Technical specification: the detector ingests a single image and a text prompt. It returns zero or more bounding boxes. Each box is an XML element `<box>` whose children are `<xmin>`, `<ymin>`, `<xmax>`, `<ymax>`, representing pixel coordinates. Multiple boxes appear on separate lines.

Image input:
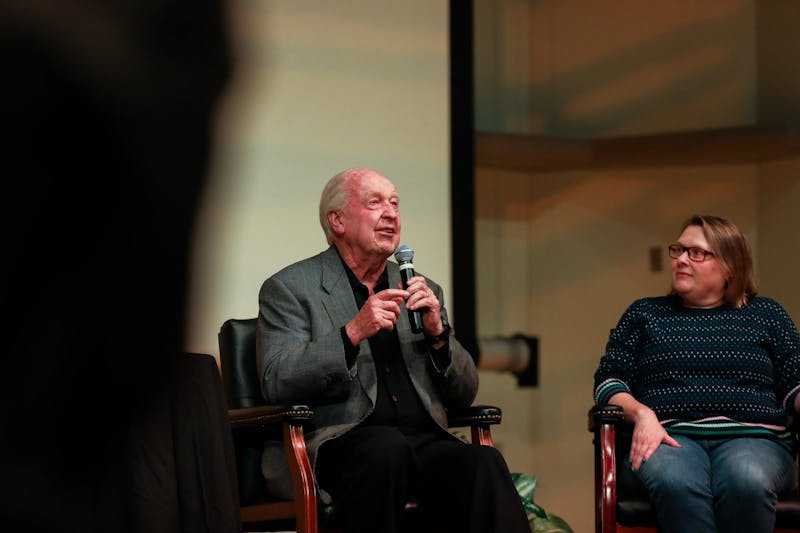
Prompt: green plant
<box><xmin>511</xmin><ymin>473</ymin><xmax>574</xmax><ymax>533</ymax></box>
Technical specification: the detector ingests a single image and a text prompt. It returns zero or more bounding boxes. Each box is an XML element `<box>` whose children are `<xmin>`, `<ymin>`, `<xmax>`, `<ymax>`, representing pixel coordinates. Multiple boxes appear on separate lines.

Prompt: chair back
<box><xmin>218</xmin><ymin>317</ymin><xmax>272</xmax><ymax>507</ymax></box>
<box><xmin>219</xmin><ymin>317</ymin><xmax>264</xmax><ymax>409</ymax></box>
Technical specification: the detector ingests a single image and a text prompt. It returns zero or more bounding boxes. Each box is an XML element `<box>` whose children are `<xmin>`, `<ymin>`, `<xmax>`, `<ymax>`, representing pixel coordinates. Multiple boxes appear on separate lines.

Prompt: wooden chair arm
<box><xmin>588</xmin><ymin>404</ymin><xmax>624</xmax><ymax>432</ymax></box>
<box><xmin>228</xmin><ymin>404</ymin><xmax>313</xmax><ymax>430</ymax></box>
<box><xmin>447</xmin><ymin>404</ymin><xmax>502</xmax><ymax>427</ymax></box>
<box><xmin>589</xmin><ymin>404</ymin><xmax>624</xmax><ymax>533</ymax></box>
<box><xmin>447</xmin><ymin>405</ymin><xmax>502</xmax><ymax>447</ymax></box>
<box><xmin>229</xmin><ymin>404</ymin><xmax>317</xmax><ymax>531</ymax></box>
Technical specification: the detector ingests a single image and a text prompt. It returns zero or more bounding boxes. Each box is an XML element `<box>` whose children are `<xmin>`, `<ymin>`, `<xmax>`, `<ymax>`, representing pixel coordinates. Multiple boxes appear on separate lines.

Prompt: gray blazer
<box><xmin>256</xmin><ymin>245</ymin><xmax>478</xmax><ymax>499</ymax></box>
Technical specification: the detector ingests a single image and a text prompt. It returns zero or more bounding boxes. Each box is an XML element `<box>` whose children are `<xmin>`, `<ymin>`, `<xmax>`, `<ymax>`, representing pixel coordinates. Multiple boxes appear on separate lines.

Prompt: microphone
<box><xmin>394</xmin><ymin>244</ymin><xmax>424</xmax><ymax>333</ymax></box>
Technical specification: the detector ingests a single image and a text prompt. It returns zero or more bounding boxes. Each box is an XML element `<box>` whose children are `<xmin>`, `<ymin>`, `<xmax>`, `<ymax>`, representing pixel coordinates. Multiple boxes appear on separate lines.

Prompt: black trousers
<box><xmin>315</xmin><ymin>425</ymin><xmax>530</xmax><ymax>533</ymax></box>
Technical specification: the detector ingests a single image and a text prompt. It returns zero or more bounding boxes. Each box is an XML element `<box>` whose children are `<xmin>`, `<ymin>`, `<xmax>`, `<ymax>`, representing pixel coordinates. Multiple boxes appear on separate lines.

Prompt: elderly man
<box><xmin>256</xmin><ymin>168</ymin><xmax>529</xmax><ymax>533</ymax></box>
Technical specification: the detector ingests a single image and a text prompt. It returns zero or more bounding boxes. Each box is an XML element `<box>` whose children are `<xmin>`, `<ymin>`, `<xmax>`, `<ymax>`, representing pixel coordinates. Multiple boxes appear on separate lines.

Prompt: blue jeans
<box><xmin>631</xmin><ymin>435</ymin><xmax>796</xmax><ymax>533</ymax></box>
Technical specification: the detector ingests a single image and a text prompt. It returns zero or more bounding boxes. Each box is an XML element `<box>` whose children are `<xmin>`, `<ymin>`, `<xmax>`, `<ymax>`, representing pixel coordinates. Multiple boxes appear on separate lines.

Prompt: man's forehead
<box><xmin>353</xmin><ymin>171</ymin><xmax>398</xmax><ymax>196</ymax></box>
<box><xmin>347</xmin><ymin>167</ymin><xmax>377</xmax><ymax>180</ymax></box>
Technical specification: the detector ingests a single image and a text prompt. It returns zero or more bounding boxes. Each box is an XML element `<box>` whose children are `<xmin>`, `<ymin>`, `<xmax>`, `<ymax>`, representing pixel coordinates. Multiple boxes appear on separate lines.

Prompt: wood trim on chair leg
<box><xmin>471</xmin><ymin>425</ymin><xmax>494</xmax><ymax>447</ymax></box>
<box><xmin>240</xmin><ymin>501</ymin><xmax>295</xmax><ymax>524</ymax></box>
<box><xmin>597</xmin><ymin>423</ymin><xmax>617</xmax><ymax>533</ymax></box>
<box><xmin>284</xmin><ymin>422</ymin><xmax>318</xmax><ymax>533</ymax></box>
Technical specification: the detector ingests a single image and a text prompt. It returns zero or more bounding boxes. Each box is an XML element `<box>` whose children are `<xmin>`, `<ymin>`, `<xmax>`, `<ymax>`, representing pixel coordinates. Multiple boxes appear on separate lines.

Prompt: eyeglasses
<box><xmin>667</xmin><ymin>244</ymin><xmax>715</xmax><ymax>262</ymax></box>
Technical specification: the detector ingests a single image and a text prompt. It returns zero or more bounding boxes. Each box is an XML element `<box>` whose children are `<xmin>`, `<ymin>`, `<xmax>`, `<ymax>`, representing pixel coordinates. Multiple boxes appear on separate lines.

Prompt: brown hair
<box><xmin>679</xmin><ymin>214</ymin><xmax>757</xmax><ymax>308</ymax></box>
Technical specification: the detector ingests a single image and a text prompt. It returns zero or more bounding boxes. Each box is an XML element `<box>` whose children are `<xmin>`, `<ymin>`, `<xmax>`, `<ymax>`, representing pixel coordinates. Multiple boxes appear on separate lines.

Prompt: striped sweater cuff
<box><xmin>595</xmin><ymin>379</ymin><xmax>631</xmax><ymax>406</ymax></box>
<box><xmin>783</xmin><ymin>383</ymin><xmax>800</xmax><ymax>414</ymax></box>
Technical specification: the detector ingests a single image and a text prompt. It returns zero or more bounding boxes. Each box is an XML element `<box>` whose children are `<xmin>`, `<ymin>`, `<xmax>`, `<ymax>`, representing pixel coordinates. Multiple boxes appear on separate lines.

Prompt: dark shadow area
<box><xmin>1</xmin><ymin>2</ymin><xmax>231</xmax><ymax>531</ymax></box>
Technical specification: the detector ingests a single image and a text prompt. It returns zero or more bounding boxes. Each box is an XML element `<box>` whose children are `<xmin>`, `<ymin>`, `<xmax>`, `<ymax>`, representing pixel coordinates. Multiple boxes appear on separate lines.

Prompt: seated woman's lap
<box><xmin>634</xmin><ymin>435</ymin><xmax>794</xmax><ymax>492</ymax></box>
<box><xmin>710</xmin><ymin>437</ymin><xmax>796</xmax><ymax>499</ymax></box>
<box><xmin>632</xmin><ymin>435</ymin><xmax>795</xmax><ymax>533</ymax></box>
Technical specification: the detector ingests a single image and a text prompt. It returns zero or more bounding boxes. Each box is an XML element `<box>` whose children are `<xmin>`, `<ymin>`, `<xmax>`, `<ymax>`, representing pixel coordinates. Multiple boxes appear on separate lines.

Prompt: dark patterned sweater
<box><xmin>594</xmin><ymin>295</ymin><xmax>800</xmax><ymax>440</ymax></box>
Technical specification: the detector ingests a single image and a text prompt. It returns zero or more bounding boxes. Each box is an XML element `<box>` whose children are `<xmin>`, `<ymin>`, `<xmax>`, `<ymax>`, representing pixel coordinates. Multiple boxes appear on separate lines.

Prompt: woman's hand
<box><xmin>629</xmin><ymin>407</ymin><xmax>681</xmax><ymax>470</ymax></box>
<box><xmin>607</xmin><ymin>392</ymin><xmax>682</xmax><ymax>470</ymax></box>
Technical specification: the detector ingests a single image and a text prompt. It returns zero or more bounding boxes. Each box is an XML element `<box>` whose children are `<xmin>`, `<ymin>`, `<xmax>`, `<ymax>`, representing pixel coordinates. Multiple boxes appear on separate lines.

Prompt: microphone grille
<box><xmin>394</xmin><ymin>244</ymin><xmax>414</xmax><ymax>263</ymax></box>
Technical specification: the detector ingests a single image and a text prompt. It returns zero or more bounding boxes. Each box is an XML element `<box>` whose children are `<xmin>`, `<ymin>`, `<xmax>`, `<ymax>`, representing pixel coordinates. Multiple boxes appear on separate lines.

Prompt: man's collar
<box><xmin>333</xmin><ymin>244</ymin><xmax>387</xmax><ymax>291</ymax></box>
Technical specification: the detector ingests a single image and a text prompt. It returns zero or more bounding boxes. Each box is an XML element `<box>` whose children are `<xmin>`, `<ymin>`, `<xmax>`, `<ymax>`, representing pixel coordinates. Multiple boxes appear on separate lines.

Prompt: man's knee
<box><xmin>453</xmin><ymin>444</ymin><xmax>513</xmax><ymax>483</ymax></box>
<box><xmin>368</xmin><ymin>427</ymin><xmax>415</xmax><ymax>470</ymax></box>
<box><xmin>472</xmin><ymin>444</ymin><xmax>508</xmax><ymax>467</ymax></box>
<box><xmin>342</xmin><ymin>426</ymin><xmax>415</xmax><ymax>474</ymax></box>
<box><xmin>318</xmin><ymin>426</ymin><xmax>415</xmax><ymax>486</ymax></box>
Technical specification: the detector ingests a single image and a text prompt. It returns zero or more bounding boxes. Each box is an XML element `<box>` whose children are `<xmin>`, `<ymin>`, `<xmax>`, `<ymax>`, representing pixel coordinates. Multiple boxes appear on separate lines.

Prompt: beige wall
<box><xmin>185</xmin><ymin>1</ymin><xmax>451</xmax><ymax>359</ymax></box>
<box><xmin>757</xmin><ymin>159</ymin><xmax>800</xmax><ymax>318</ymax></box>
<box><xmin>475</xmin><ymin>0</ymin><xmax>758</xmax><ymax>137</ymax></box>
<box><xmin>756</xmin><ymin>0</ymin><xmax>800</xmax><ymax>124</ymax></box>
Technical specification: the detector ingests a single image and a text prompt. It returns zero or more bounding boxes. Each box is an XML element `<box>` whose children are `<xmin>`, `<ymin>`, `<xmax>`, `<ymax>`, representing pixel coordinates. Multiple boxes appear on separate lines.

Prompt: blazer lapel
<box><xmin>319</xmin><ymin>246</ymin><xmax>377</xmax><ymax>403</ymax></box>
<box><xmin>319</xmin><ymin>246</ymin><xmax>356</xmax><ymax>328</ymax></box>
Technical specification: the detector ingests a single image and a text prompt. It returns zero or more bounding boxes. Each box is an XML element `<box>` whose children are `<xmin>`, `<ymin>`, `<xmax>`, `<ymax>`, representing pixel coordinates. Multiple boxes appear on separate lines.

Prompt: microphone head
<box><xmin>394</xmin><ymin>244</ymin><xmax>414</xmax><ymax>263</ymax></box>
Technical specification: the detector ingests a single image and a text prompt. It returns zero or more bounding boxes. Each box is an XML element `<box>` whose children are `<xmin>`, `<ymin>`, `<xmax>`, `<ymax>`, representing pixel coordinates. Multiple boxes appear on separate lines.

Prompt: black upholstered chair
<box><xmin>589</xmin><ymin>404</ymin><xmax>800</xmax><ymax>533</ymax></box>
<box><xmin>220</xmin><ymin>317</ymin><xmax>504</xmax><ymax>533</ymax></box>
<box><xmin>219</xmin><ymin>317</ymin><xmax>315</xmax><ymax>532</ymax></box>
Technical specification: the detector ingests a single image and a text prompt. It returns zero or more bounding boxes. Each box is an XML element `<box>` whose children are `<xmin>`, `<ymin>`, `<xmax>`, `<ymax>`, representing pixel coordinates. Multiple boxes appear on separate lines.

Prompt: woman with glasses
<box><xmin>594</xmin><ymin>214</ymin><xmax>800</xmax><ymax>533</ymax></box>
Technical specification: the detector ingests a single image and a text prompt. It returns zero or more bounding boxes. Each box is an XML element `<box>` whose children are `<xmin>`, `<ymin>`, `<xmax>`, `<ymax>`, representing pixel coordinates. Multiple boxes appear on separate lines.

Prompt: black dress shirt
<box><xmin>337</xmin><ymin>256</ymin><xmax>443</xmax><ymax>434</ymax></box>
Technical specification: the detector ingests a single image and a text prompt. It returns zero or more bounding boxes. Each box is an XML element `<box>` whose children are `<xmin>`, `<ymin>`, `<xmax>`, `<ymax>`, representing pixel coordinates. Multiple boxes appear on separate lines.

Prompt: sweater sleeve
<box><xmin>593</xmin><ymin>299</ymin><xmax>648</xmax><ymax>405</ymax></box>
<box><xmin>760</xmin><ymin>298</ymin><xmax>800</xmax><ymax>413</ymax></box>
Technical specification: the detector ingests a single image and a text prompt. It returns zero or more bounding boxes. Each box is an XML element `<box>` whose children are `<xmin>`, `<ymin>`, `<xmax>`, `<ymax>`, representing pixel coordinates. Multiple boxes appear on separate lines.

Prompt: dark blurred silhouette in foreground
<box><xmin>0</xmin><ymin>2</ymin><xmax>233</xmax><ymax>531</ymax></box>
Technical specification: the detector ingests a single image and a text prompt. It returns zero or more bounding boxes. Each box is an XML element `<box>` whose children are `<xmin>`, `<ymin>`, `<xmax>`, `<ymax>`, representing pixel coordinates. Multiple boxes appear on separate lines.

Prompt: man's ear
<box><xmin>328</xmin><ymin>210</ymin><xmax>345</xmax><ymax>235</ymax></box>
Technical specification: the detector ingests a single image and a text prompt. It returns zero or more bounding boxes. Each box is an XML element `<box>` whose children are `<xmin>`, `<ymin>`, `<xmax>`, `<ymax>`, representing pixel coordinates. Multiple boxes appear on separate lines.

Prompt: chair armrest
<box><xmin>229</xmin><ymin>404</ymin><xmax>318</xmax><ymax>528</ymax></box>
<box><xmin>589</xmin><ymin>404</ymin><xmax>625</xmax><ymax>532</ymax></box>
<box><xmin>588</xmin><ymin>404</ymin><xmax>624</xmax><ymax>432</ymax></box>
<box><xmin>447</xmin><ymin>405</ymin><xmax>502</xmax><ymax>447</ymax></box>
<box><xmin>228</xmin><ymin>404</ymin><xmax>313</xmax><ymax>430</ymax></box>
<box><xmin>447</xmin><ymin>404</ymin><xmax>502</xmax><ymax>428</ymax></box>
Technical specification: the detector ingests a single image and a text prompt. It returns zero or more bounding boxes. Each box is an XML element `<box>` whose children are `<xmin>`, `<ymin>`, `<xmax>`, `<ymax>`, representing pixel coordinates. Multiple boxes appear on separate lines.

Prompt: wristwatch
<box><xmin>426</xmin><ymin>316</ymin><xmax>451</xmax><ymax>345</ymax></box>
